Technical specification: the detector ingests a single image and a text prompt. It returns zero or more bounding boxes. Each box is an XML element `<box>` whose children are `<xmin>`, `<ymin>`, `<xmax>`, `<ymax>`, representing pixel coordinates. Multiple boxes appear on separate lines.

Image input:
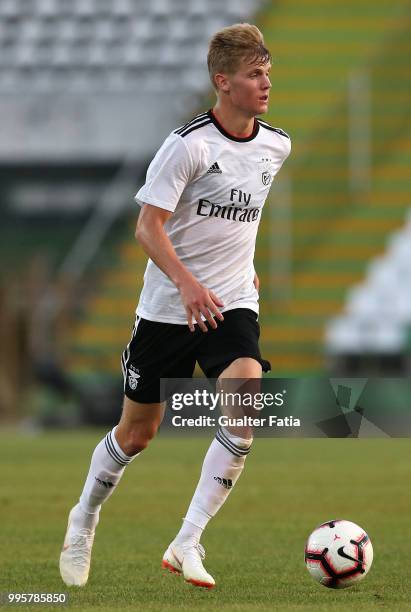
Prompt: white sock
<box><xmin>78</xmin><ymin>425</ymin><xmax>138</xmax><ymax>520</ymax></box>
<box><xmin>175</xmin><ymin>427</ymin><xmax>252</xmax><ymax>543</ymax></box>
<box><xmin>174</xmin><ymin>519</ymin><xmax>203</xmax><ymax>547</ymax></box>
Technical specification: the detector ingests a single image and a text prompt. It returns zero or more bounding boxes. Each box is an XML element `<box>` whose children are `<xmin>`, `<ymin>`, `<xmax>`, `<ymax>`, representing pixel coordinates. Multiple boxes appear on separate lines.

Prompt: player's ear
<box><xmin>214</xmin><ymin>73</ymin><xmax>230</xmax><ymax>93</ymax></box>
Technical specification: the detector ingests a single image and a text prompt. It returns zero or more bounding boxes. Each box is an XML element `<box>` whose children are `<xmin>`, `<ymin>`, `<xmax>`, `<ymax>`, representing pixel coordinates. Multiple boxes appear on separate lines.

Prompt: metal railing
<box><xmin>58</xmin><ymin>154</ymin><xmax>143</xmax><ymax>283</ymax></box>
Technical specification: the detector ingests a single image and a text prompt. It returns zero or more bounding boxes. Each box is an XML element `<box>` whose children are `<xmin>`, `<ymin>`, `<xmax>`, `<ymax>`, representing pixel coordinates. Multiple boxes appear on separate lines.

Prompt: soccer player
<box><xmin>60</xmin><ymin>23</ymin><xmax>290</xmax><ymax>589</ymax></box>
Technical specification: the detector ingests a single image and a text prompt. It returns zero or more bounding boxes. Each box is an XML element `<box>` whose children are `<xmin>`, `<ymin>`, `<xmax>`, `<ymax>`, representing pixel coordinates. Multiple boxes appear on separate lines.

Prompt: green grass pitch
<box><xmin>1</xmin><ymin>430</ymin><xmax>410</xmax><ymax>611</ymax></box>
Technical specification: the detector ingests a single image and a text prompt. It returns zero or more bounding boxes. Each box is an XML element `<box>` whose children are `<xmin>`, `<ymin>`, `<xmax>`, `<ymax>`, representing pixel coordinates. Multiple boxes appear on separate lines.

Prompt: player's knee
<box><xmin>220</xmin><ymin>357</ymin><xmax>262</xmax><ymax>379</ymax></box>
<box><xmin>125</xmin><ymin>423</ymin><xmax>159</xmax><ymax>454</ymax></box>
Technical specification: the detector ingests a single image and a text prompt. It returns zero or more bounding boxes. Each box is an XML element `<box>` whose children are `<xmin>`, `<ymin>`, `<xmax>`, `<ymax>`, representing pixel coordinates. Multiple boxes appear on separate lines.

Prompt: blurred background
<box><xmin>0</xmin><ymin>0</ymin><xmax>410</xmax><ymax>428</ymax></box>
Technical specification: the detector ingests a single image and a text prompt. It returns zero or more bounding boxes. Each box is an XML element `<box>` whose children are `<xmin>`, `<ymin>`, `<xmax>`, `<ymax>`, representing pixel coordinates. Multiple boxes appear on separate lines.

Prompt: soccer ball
<box><xmin>305</xmin><ymin>519</ymin><xmax>373</xmax><ymax>589</ymax></box>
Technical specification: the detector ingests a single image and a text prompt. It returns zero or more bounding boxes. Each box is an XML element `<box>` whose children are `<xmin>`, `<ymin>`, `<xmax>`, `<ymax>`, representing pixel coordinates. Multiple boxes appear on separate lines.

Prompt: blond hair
<box><xmin>207</xmin><ymin>23</ymin><xmax>271</xmax><ymax>90</ymax></box>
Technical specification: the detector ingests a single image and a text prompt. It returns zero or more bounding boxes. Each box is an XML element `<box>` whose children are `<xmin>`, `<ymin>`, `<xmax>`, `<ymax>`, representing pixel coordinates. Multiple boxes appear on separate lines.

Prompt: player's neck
<box><xmin>211</xmin><ymin>104</ymin><xmax>255</xmax><ymax>139</ymax></box>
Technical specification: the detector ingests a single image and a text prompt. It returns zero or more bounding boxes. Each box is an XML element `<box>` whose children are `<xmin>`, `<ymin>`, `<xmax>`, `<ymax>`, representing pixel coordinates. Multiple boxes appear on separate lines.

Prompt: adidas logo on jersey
<box><xmin>213</xmin><ymin>476</ymin><xmax>233</xmax><ymax>489</ymax></box>
<box><xmin>207</xmin><ymin>162</ymin><xmax>222</xmax><ymax>174</ymax></box>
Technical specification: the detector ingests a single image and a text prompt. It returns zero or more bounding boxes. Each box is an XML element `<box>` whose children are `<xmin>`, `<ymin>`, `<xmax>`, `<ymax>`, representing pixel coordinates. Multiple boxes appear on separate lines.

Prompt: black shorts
<box><xmin>121</xmin><ymin>308</ymin><xmax>271</xmax><ymax>403</ymax></box>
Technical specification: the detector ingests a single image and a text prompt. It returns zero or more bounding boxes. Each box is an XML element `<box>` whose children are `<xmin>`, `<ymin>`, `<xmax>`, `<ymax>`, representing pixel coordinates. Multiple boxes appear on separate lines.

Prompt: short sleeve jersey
<box><xmin>134</xmin><ymin>109</ymin><xmax>291</xmax><ymax>324</ymax></box>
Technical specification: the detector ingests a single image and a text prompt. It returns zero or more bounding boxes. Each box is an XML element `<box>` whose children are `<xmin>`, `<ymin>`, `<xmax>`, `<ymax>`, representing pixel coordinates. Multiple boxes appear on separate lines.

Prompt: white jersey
<box><xmin>134</xmin><ymin>110</ymin><xmax>291</xmax><ymax>324</ymax></box>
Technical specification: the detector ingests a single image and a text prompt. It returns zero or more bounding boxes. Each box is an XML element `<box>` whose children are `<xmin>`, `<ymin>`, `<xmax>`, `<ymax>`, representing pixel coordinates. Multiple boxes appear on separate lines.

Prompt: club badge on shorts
<box><xmin>128</xmin><ymin>365</ymin><xmax>141</xmax><ymax>390</ymax></box>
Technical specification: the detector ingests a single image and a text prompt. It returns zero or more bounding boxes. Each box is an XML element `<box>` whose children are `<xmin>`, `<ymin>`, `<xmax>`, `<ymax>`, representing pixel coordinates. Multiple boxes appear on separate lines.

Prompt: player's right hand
<box><xmin>179</xmin><ymin>280</ymin><xmax>224</xmax><ymax>332</ymax></box>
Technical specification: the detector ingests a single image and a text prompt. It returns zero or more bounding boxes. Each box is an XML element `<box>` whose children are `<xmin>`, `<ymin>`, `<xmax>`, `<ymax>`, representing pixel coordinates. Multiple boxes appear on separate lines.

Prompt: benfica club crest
<box><xmin>128</xmin><ymin>366</ymin><xmax>140</xmax><ymax>390</ymax></box>
<box><xmin>258</xmin><ymin>157</ymin><xmax>275</xmax><ymax>186</ymax></box>
<box><xmin>262</xmin><ymin>171</ymin><xmax>271</xmax><ymax>186</ymax></box>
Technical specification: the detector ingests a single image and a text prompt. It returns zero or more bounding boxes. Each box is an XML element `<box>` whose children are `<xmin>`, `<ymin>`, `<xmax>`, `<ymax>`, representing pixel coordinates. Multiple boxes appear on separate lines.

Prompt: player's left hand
<box><xmin>253</xmin><ymin>272</ymin><xmax>260</xmax><ymax>291</ymax></box>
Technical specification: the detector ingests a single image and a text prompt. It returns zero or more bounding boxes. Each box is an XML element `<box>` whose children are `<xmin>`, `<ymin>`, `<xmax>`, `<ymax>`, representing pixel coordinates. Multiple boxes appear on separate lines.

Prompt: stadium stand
<box><xmin>326</xmin><ymin>208</ymin><xmax>411</xmax><ymax>372</ymax></box>
<box><xmin>0</xmin><ymin>0</ymin><xmax>258</xmax><ymax>94</ymax></box>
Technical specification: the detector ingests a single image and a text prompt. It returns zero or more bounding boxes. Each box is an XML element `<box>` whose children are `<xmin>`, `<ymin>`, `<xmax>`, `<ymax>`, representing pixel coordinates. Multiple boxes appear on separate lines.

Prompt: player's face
<box><xmin>225</xmin><ymin>58</ymin><xmax>272</xmax><ymax>116</ymax></box>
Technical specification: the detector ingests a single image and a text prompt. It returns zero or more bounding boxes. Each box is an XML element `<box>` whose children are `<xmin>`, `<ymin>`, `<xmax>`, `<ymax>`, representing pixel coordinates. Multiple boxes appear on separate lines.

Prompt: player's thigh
<box><xmin>119</xmin><ymin>395</ymin><xmax>166</xmax><ymax>428</ymax></box>
<box><xmin>122</xmin><ymin>315</ymin><xmax>198</xmax><ymax>403</ymax></box>
<box><xmin>197</xmin><ymin>308</ymin><xmax>270</xmax><ymax>380</ymax></box>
